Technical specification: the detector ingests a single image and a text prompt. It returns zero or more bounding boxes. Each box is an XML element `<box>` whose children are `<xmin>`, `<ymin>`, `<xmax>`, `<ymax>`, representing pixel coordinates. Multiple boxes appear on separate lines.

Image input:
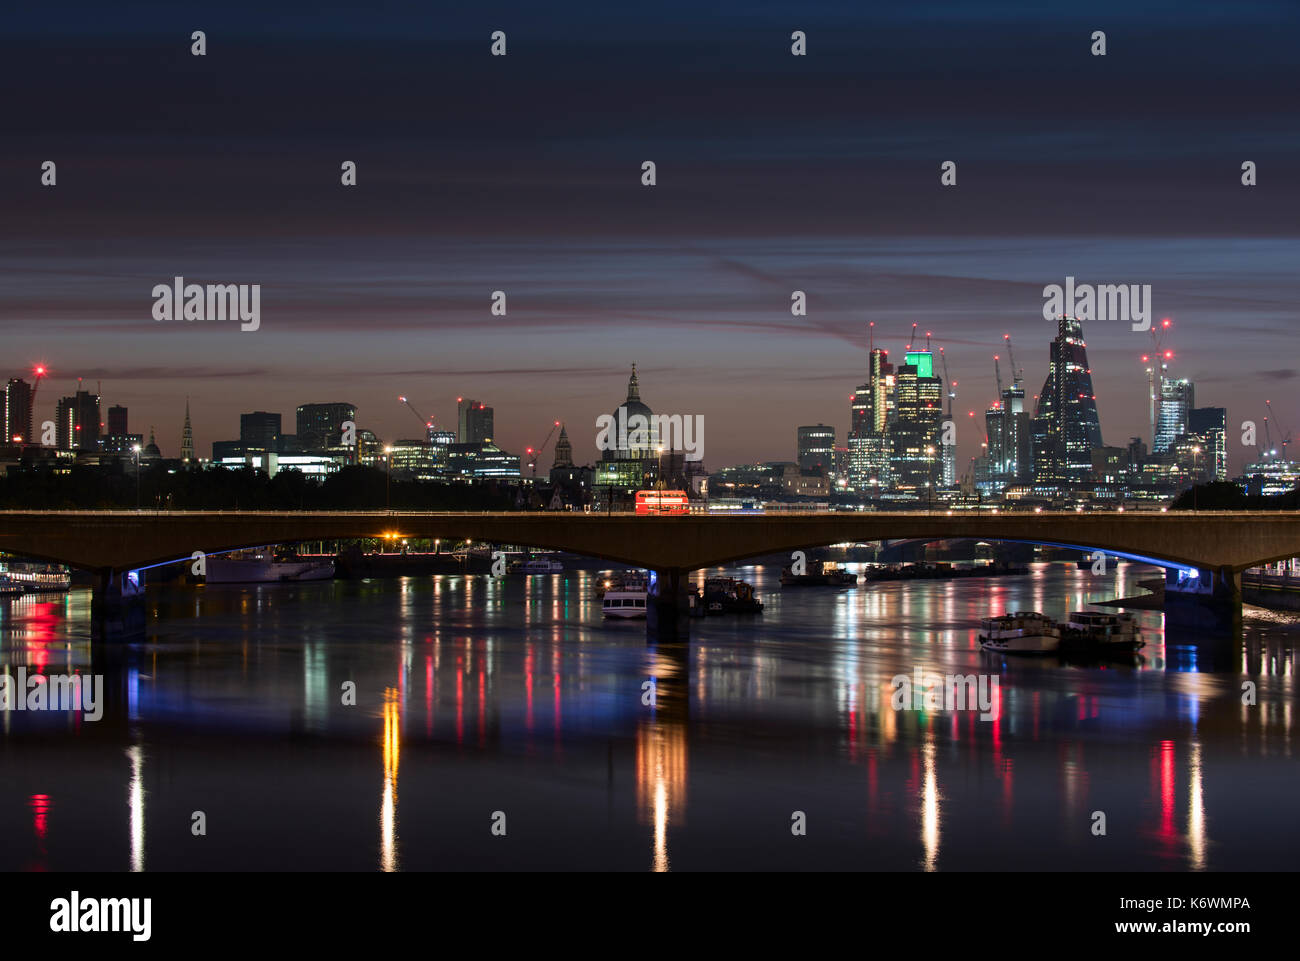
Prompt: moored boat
<box><xmin>0</xmin><ymin>562</ymin><xmax>72</xmax><ymax>593</ymax></box>
<box><xmin>979</xmin><ymin>612</ymin><xmax>1061</xmax><ymax>654</ymax></box>
<box><xmin>1061</xmin><ymin>611</ymin><xmax>1144</xmax><ymax>651</ymax></box>
<box><xmin>508</xmin><ymin>557</ymin><xmax>564</xmax><ymax>575</ymax></box>
<box><xmin>602</xmin><ymin>587</ymin><xmax>648</xmax><ymax>619</ymax></box>
<box><xmin>703</xmin><ymin>576</ymin><xmax>763</xmax><ymax>613</ymax></box>
<box><xmin>781</xmin><ymin>561</ymin><xmax>858</xmax><ymax>587</ymax></box>
<box><xmin>205</xmin><ymin>548</ymin><xmax>335</xmax><ymax>584</ymax></box>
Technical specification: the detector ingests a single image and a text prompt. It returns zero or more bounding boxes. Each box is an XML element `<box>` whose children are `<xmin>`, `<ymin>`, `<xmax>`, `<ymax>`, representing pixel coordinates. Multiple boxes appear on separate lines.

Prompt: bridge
<box><xmin>3</xmin><ymin>509</ymin><xmax>1298</xmax><ymax>640</ymax></box>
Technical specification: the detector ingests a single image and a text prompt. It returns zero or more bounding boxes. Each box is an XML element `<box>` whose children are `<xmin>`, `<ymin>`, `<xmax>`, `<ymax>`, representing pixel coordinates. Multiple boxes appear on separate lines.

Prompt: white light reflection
<box><xmin>127</xmin><ymin>743</ymin><xmax>145</xmax><ymax>872</ymax></box>
<box><xmin>1187</xmin><ymin>740</ymin><xmax>1206</xmax><ymax>870</ymax></box>
<box><xmin>921</xmin><ymin>736</ymin><xmax>941</xmax><ymax>871</ymax></box>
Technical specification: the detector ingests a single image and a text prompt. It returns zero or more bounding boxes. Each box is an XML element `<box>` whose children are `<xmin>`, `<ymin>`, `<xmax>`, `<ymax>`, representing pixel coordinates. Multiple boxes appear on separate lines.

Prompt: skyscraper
<box><xmin>457</xmin><ymin>398</ymin><xmax>494</xmax><ymax>444</ymax></box>
<box><xmin>985</xmin><ymin>381</ymin><xmax>1032</xmax><ymax>490</ymax></box>
<box><xmin>55</xmin><ymin>390</ymin><xmax>100</xmax><ymax>451</ymax></box>
<box><xmin>847</xmin><ymin>347</ymin><xmax>894</xmax><ymax>491</ymax></box>
<box><xmin>3</xmin><ymin>378</ymin><xmax>33</xmax><ymax>445</ymax></box>
<box><xmin>1155</xmin><ymin>378</ymin><xmax>1195</xmax><ymax>453</ymax></box>
<box><xmin>887</xmin><ymin>350</ymin><xmax>944</xmax><ymax>493</ymax></box>
<box><xmin>107</xmin><ymin>405</ymin><xmax>129</xmax><ymax>437</ymax></box>
<box><xmin>1031</xmin><ymin>315</ymin><xmax>1103</xmax><ymax>485</ymax></box>
<box><xmin>1188</xmin><ymin>406</ymin><xmax>1227</xmax><ymax>480</ymax></box>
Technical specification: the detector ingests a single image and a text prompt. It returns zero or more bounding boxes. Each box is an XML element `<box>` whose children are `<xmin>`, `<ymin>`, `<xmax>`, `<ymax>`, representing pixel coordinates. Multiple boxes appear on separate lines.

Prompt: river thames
<box><xmin>1</xmin><ymin>561</ymin><xmax>1296</xmax><ymax>872</ymax></box>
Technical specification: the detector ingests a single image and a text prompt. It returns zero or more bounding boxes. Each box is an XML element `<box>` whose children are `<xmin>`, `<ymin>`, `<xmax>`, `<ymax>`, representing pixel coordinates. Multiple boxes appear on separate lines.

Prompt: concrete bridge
<box><xmin>3</xmin><ymin>509</ymin><xmax>1298</xmax><ymax>639</ymax></box>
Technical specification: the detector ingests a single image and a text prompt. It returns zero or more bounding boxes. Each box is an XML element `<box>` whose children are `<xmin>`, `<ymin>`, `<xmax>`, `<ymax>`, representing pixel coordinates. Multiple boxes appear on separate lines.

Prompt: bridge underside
<box><xmin>2</xmin><ymin>511</ymin><xmax>1296</xmax><ymax>642</ymax></box>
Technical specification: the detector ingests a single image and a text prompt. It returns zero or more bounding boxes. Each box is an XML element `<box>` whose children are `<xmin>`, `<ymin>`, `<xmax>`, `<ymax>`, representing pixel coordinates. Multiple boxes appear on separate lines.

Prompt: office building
<box><xmin>797</xmin><ymin>424</ymin><xmax>834</xmax><ymax>473</ymax></box>
<box><xmin>1031</xmin><ymin>315</ymin><xmax>1103</xmax><ymax>484</ymax></box>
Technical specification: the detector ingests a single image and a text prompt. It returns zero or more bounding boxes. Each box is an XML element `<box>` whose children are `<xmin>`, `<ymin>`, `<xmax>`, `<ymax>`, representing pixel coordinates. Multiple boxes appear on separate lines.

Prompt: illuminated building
<box><xmin>1031</xmin><ymin>315</ymin><xmax>1103</xmax><ymax>485</ymax></box>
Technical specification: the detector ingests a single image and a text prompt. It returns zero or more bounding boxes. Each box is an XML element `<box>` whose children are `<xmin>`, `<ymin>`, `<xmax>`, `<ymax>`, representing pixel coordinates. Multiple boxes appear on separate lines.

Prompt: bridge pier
<box><xmin>1164</xmin><ymin>565</ymin><xmax>1242</xmax><ymax>635</ymax></box>
<box><xmin>90</xmin><ymin>568</ymin><xmax>147</xmax><ymax>642</ymax></box>
<box><xmin>646</xmin><ymin>568</ymin><xmax>695</xmax><ymax>643</ymax></box>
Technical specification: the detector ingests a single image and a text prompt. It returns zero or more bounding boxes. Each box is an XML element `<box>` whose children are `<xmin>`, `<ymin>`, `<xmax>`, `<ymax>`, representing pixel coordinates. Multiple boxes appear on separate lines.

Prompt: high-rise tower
<box><xmin>1031</xmin><ymin>315</ymin><xmax>1103</xmax><ymax>485</ymax></box>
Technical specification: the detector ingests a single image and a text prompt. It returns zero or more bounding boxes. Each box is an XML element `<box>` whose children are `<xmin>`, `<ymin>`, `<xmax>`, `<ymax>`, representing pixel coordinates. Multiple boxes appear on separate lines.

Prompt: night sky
<box><xmin>3</xmin><ymin>1</ymin><xmax>1298</xmax><ymax>473</ymax></box>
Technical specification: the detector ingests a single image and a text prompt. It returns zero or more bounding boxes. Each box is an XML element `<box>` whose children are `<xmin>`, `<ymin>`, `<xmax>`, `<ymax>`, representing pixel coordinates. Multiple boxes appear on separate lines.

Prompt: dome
<box><xmin>602</xmin><ymin>364</ymin><xmax>656</xmax><ymax>460</ymax></box>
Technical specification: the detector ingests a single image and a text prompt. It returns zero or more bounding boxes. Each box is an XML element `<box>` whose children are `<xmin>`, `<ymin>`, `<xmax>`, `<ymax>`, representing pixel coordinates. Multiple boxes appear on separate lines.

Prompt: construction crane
<box><xmin>993</xmin><ymin>353</ymin><xmax>1004</xmax><ymax>402</ymax></box>
<box><xmin>1003</xmin><ymin>333</ymin><xmax>1022</xmax><ymax>387</ymax></box>
<box><xmin>1266</xmin><ymin>400</ymin><xmax>1291</xmax><ymax>462</ymax></box>
<box><xmin>24</xmin><ymin>365</ymin><xmax>47</xmax><ymax>444</ymax></box>
<box><xmin>1140</xmin><ymin>318</ymin><xmax>1174</xmax><ymax>448</ymax></box>
<box><xmin>906</xmin><ymin>322</ymin><xmax>918</xmax><ymax>351</ymax></box>
<box><xmin>526</xmin><ymin>421</ymin><xmax>562</xmax><ymax>477</ymax></box>
<box><xmin>938</xmin><ymin>346</ymin><xmax>955</xmax><ymax>418</ymax></box>
<box><xmin>397</xmin><ymin>395</ymin><xmax>434</xmax><ymax>434</ymax></box>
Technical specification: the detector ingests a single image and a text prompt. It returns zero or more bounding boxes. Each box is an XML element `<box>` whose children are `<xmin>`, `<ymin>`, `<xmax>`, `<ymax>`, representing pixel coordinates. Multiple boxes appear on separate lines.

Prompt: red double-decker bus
<box><xmin>635</xmin><ymin>490</ymin><xmax>690</xmax><ymax>515</ymax></box>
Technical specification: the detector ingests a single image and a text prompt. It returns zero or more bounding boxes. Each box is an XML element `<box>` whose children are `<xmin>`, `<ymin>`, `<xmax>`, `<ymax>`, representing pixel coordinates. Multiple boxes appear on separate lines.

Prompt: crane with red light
<box><xmin>1266</xmin><ymin>400</ymin><xmax>1291</xmax><ymax>463</ymax></box>
<box><xmin>397</xmin><ymin>395</ymin><xmax>435</xmax><ymax>435</ymax></box>
<box><xmin>1140</xmin><ymin>318</ymin><xmax>1173</xmax><ymax>448</ymax></box>
<box><xmin>23</xmin><ymin>365</ymin><xmax>47</xmax><ymax>444</ymax></box>
<box><xmin>526</xmin><ymin>421</ymin><xmax>562</xmax><ymax>478</ymax></box>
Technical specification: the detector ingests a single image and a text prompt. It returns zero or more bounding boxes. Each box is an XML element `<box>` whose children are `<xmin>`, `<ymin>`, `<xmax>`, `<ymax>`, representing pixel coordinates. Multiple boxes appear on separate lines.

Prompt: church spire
<box><xmin>627</xmin><ymin>363</ymin><xmax>640</xmax><ymax>403</ymax></box>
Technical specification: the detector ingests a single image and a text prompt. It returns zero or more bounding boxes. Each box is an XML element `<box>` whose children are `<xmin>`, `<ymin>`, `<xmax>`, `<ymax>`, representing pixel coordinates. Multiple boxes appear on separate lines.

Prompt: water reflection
<box><xmin>0</xmin><ymin>562</ymin><xmax>1293</xmax><ymax>870</ymax></box>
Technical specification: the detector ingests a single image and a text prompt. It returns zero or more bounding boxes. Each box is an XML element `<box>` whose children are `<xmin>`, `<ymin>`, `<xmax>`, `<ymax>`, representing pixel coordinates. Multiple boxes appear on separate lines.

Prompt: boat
<box><xmin>781</xmin><ymin>561</ymin><xmax>858</xmax><ymax>587</ymax></box>
<box><xmin>0</xmin><ymin>562</ymin><xmax>72</xmax><ymax>593</ymax></box>
<box><xmin>204</xmin><ymin>547</ymin><xmax>335</xmax><ymax>584</ymax></box>
<box><xmin>1076</xmin><ymin>555</ymin><xmax>1118</xmax><ymax>570</ymax></box>
<box><xmin>979</xmin><ymin>612</ymin><xmax>1062</xmax><ymax>654</ymax></box>
<box><xmin>508</xmin><ymin>557</ymin><xmax>564</xmax><ymax>575</ymax></box>
<box><xmin>602</xmin><ymin>587</ymin><xmax>648</xmax><ymax>619</ymax></box>
<box><xmin>1061</xmin><ymin>611</ymin><xmax>1144</xmax><ymax>651</ymax></box>
<box><xmin>595</xmin><ymin>570</ymin><xmax>649</xmax><ymax>597</ymax></box>
<box><xmin>0</xmin><ymin>574</ymin><xmax>25</xmax><ymax>596</ymax></box>
<box><xmin>702</xmin><ymin>576</ymin><xmax>764</xmax><ymax>613</ymax></box>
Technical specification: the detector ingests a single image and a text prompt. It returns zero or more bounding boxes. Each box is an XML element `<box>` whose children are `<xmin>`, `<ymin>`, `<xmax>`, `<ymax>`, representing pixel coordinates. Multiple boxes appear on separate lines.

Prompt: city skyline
<box><xmin>3</xmin><ymin>301</ymin><xmax>1266</xmax><ymax>477</ymax></box>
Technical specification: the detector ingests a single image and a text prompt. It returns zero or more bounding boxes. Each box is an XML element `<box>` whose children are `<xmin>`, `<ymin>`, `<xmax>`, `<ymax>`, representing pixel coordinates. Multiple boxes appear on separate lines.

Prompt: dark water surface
<box><xmin>1</xmin><ymin>562</ymin><xmax>1297</xmax><ymax>871</ymax></box>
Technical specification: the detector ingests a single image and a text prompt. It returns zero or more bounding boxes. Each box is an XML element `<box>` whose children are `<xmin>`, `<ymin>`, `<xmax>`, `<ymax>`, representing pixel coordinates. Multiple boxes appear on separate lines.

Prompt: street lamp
<box><xmin>132</xmin><ymin>444</ymin><xmax>142</xmax><ymax>509</ymax></box>
<box><xmin>385</xmin><ymin>445</ymin><xmax>393</xmax><ymax>510</ymax></box>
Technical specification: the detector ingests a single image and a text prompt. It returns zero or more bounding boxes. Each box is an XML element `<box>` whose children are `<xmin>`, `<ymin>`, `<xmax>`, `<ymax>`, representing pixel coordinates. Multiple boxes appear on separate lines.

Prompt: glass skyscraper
<box><xmin>1031</xmin><ymin>315</ymin><xmax>1103</xmax><ymax>484</ymax></box>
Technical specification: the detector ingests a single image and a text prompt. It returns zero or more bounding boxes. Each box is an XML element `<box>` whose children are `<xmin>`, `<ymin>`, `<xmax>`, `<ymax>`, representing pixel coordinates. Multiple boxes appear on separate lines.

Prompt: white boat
<box><xmin>979</xmin><ymin>611</ymin><xmax>1061</xmax><ymax>654</ymax></box>
<box><xmin>602</xmin><ymin>588</ymin><xmax>648</xmax><ymax>619</ymax></box>
<box><xmin>205</xmin><ymin>549</ymin><xmax>335</xmax><ymax>584</ymax></box>
<box><xmin>1063</xmin><ymin>611</ymin><xmax>1144</xmax><ymax>651</ymax></box>
<box><xmin>0</xmin><ymin>562</ymin><xmax>72</xmax><ymax>593</ymax></box>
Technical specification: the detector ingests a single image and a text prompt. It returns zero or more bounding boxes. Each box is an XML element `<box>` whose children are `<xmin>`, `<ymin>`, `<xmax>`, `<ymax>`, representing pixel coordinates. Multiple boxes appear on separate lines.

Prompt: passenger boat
<box><xmin>0</xmin><ymin>574</ymin><xmax>25</xmax><ymax>596</ymax></box>
<box><xmin>978</xmin><ymin>612</ymin><xmax>1062</xmax><ymax>654</ymax></box>
<box><xmin>702</xmin><ymin>576</ymin><xmax>763</xmax><ymax>613</ymax></box>
<box><xmin>0</xmin><ymin>562</ymin><xmax>72</xmax><ymax>593</ymax></box>
<box><xmin>781</xmin><ymin>561</ymin><xmax>858</xmax><ymax>587</ymax></box>
<box><xmin>204</xmin><ymin>547</ymin><xmax>335</xmax><ymax>584</ymax></box>
<box><xmin>602</xmin><ymin>587</ymin><xmax>648</xmax><ymax>619</ymax></box>
<box><xmin>1061</xmin><ymin>611</ymin><xmax>1144</xmax><ymax>651</ymax></box>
